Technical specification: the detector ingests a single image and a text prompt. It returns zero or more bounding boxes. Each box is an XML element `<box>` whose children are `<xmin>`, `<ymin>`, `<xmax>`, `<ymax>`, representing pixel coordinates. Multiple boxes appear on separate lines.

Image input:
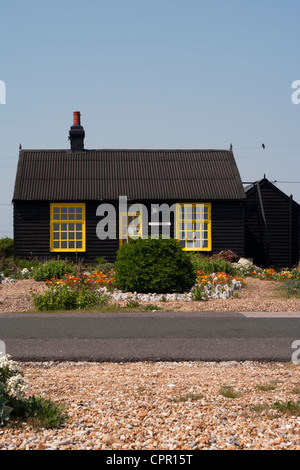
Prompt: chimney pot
<box><xmin>73</xmin><ymin>111</ymin><xmax>81</xmax><ymax>126</ymax></box>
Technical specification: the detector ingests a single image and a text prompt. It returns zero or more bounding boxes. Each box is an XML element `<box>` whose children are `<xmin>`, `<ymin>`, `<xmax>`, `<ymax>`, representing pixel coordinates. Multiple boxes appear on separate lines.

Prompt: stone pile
<box><xmin>99</xmin><ymin>277</ymin><xmax>243</xmax><ymax>302</ymax></box>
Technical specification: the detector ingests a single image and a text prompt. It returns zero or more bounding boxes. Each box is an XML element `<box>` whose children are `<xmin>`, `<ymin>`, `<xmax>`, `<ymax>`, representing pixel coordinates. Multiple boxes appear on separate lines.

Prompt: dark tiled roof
<box><xmin>13</xmin><ymin>149</ymin><xmax>246</xmax><ymax>201</ymax></box>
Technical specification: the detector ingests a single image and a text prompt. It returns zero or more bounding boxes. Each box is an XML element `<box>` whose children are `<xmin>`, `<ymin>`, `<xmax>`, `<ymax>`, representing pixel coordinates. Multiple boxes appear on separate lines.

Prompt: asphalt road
<box><xmin>1</xmin><ymin>311</ymin><xmax>300</xmax><ymax>362</ymax></box>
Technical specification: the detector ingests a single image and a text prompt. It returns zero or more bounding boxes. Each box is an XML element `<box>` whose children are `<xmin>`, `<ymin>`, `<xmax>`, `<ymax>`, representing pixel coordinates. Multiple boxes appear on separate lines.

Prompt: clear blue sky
<box><xmin>1</xmin><ymin>0</ymin><xmax>300</xmax><ymax>238</ymax></box>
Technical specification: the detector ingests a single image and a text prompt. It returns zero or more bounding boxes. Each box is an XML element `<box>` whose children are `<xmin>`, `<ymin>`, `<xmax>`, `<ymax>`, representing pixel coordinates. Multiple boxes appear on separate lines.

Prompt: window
<box><xmin>176</xmin><ymin>203</ymin><xmax>211</xmax><ymax>251</ymax></box>
<box><xmin>119</xmin><ymin>204</ymin><xmax>143</xmax><ymax>247</ymax></box>
<box><xmin>50</xmin><ymin>203</ymin><xmax>86</xmax><ymax>252</ymax></box>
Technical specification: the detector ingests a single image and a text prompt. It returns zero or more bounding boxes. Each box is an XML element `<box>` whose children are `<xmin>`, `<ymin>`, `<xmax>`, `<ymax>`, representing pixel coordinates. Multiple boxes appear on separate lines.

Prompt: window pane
<box><xmin>61</xmin><ymin>213</ymin><xmax>68</xmax><ymax>220</ymax></box>
<box><xmin>53</xmin><ymin>214</ymin><xmax>59</xmax><ymax>220</ymax></box>
<box><xmin>53</xmin><ymin>241</ymin><xmax>60</xmax><ymax>249</ymax></box>
<box><xmin>69</xmin><ymin>224</ymin><xmax>74</xmax><ymax>231</ymax></box>
<box><xmin>69</xmin><ymin>241</ymin><xmax>75</xmax><ymax>249</ymax></box>
<box><xmin>61</xmin><ymin>224</ymin><xmax>68</xmax><ymax>231</ymax></box>
<box><xmin>76</xmin><ymin>241</ymin><xmax>82</xmax><ymax>249</ymax></box>
<box><xmin>76</xmin><ymin>208</ymin><xmax>82</xmax><ymax>220</ymax></box>
<box><xmin>53</xmin><ymin>207</ymin><xmax>60</xmax><ymax>214</ymax></box>
<box><xmin>76</xmin><ymin>232</ymin><xmax>82</xmax><ymax>240</ymax></box>
<box><xmin>194</xmin><ymin>206</ymin><xmax>200</xmax><ymax>217</ymax></box>
<box><xmin>53</xmin><ymin>232</ymin><xmax>59</xmax><ymax>240</ymax></box>
<box><xmin>61</xmin><ymin>241</ymin><xmax>68</xmax><ymax>249</ymax></box>
<box><xmin>53</xmin><ymin>224</ymin><xmax>59</xmax><ymax>231</ymax></box>
<box><xmin>76</xmin><ymin>224</ymin><xmax>82</xmax><ymax>231</ymax></box>
<box><xmin>69</xmin><ymin>232</ymin><xmax>75</xmax><ymax>240</ymax></box>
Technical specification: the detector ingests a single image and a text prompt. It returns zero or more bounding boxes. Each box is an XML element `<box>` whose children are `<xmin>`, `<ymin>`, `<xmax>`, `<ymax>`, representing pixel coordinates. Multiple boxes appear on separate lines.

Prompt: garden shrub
<box><xmin>31</xmin><ymin>284</ymin><xmax>106</xmax><ymax>311</ymax></box>
<box><xmin>0</xmin><ymin>238</ymin><xmax>14</xmax><ymax>259</ymax></box>
<box><xmin>189</xmin><ymin>253</ymin><xmax>238</xmax><ymax>276</ymax></box>
<box><xmin>11</xmin><ymin>395</ymin><xmax>67</xmax><ymax>429</ymax></box>
<box><xmin>283</xmin><ymin>278</ymin><xmax>300</xmax><ymax>297</ymax></box>
<box><xmin>114</xmin><ymin>237</ymin><xmax>196</xmax><ymax>293</ymax></box>
<box><xmin>94</xmin><ymin>261</ymin><xmax>115</xmax><ymax>275</ymax></box>
<box><xmin>32</xmin><ymin>259</ymin><xmax>75</xmax><ymax>282</ymax></box>
<box><xmin>0</xmin><ymin>354</ymin><xmax>67</xmax><ymax>428</ymax></box>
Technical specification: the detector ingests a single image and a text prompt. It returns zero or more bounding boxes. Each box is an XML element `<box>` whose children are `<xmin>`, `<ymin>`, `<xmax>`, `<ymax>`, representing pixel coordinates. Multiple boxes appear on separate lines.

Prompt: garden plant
<box><xmin>0</xmin><ymin>354</ymin><xmax>66</xmax><ymax>428</ymax></box>
<box><xmin>114</xmin><ymin>237</ymin><xmax>196</xmax><ymax>294</ymax></box>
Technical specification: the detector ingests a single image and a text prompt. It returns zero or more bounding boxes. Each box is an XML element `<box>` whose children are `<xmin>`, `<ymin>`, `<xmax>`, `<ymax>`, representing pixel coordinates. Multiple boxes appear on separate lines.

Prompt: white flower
<box><xmin>0</xmin><ymin>354</ymin><xmax>28</xmax><ymax>400</ymax></box>
<box><xmin>6</xmin><ymin>374</ymin><xmax>28</xmax><ymax>399</ymax></box>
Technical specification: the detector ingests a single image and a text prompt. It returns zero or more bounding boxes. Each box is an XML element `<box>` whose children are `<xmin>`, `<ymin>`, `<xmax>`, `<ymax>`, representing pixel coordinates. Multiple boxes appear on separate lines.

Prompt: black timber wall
<box><xmin>13</xmin><ymin>200</ymin><xmax>245</xmax><ymax>263</ymax></box>
<box><xmin>13</xmin><ymin>201</ymin><xmax>119</xmax><ymax>263</ymax></box>
<box><xmin>244</xmin><ymin>182</ymin><xmax>300</xmax><ymax>268</ymax></box>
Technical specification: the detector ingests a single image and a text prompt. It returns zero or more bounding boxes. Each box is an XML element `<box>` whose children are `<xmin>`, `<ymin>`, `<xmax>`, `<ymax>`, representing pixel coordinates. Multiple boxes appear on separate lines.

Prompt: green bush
<box><xmin>31</xmin><ymin>284</ymin><xmax>106</xmax><ymax>311</ymax></box>
<box><xmin>284</xmin><ymin>278</ymin><xmax>300</xmax><ymax>297</ymax></box>
<box><xmin>0</xmin><ymin>238</ymin><xmax>14</xmax><ymax>258</ymax></box>
<box><xmin>189</xmin><ymin>253</ymin><xmax>238</xmax><ymax>276</ymax></box>
<box><xmin>95</xmin><ymin>262</ymin><xmax>115</xmax><ymax>275</ymax></box>
<box><xmin>11</xmin><ymin>395</ymin><xmax>67</xmax><ymax>429</ymax></box>
<box><xmin>0</xmin><ymin>396</ymin><xmax>13</xmax><ymax>426</ymax></box>
<box><xmin>0</xmin><ymin>354</ymin><xmax>67</xmax><ymax>428</ymax></box>
<box><xmin>14</xmin><ymin>258</ymin><xmax>40</xmax><ymax>271</ymax></box>
<box><xmin>114</xmin><ymin>237</ymin><xmax>196</xmax><ymax>294</ymax></box>
<box><xmin>32</xmin><ymin>259</ymin><xmax>75</xmax><ymax>282</ymax></box>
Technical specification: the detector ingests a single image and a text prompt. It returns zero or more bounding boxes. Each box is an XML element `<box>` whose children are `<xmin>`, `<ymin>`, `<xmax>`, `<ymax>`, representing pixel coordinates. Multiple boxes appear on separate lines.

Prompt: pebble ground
<box><xmin>1</xmin><ymin>360</ymin><xmax>300</xmax><ymax>450</ymax></box>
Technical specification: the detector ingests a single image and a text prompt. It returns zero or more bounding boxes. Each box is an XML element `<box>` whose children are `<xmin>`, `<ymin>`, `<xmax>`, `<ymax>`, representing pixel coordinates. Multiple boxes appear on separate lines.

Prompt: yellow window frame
<box><xmin>50</xmin><ymin>203</ymin><xmax>86</xmax><ymax>252</ymax></box>
<box><xmin>176</xmin><ymin>203</ymin><xmax>211</xmax><ymax>251</ymax></box>
<box><xmin>119</xmin><ymin>205</ymin><xmax>143</xmax><ymax>248</ymax></box>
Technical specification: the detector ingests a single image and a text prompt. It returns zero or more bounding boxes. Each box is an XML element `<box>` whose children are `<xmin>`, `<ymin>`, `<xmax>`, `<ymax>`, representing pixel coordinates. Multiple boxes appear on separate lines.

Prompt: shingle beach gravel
<box><xmin>1</xmin><ymin>361</ymin><xmax>300</xmax><ymax>450</ymax></box>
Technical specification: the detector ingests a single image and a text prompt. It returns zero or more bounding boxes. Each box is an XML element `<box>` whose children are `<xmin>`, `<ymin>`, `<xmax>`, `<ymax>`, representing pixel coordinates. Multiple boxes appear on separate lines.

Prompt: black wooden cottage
<box><xmin>244</xmin><ymin>177</ymin><xmax>300</xmax><ymax>269</ymax></box>
<box><xmin>12</xmin><ymin>112</ymin><xmax>247</xmax><ymax>263</ymax></box>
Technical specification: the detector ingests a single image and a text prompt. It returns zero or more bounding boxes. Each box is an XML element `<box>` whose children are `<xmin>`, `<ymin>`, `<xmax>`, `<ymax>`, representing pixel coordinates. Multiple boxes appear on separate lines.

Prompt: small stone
<box><xmin>37</xmin><ymin>443</ymin><xmax>48</xmax><ymax>450</ymax></box>
<box><xmin>102</xmin><ymin>434</ymin><xmax>114</xmax><ymax>445</ymax></box>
